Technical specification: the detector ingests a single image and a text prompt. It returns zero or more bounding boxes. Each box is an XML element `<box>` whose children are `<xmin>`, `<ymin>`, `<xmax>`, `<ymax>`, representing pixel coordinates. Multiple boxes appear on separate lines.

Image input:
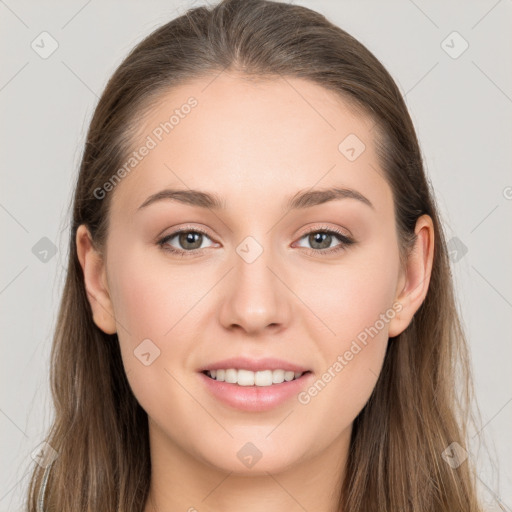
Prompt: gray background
<box><xmin>1</xmin><ymin>0</ymin><xmax>511</xmax><ymax>510</ymax></box>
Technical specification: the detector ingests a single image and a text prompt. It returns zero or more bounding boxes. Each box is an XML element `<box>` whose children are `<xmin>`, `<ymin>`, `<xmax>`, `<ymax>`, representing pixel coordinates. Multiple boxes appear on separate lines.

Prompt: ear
<box><xmin>76</xmin><ymin>224</ymin><xmax>117</xmax><ymax>334</ymax></box>
<box><xmin>388</xmin><ymin>214</ymin><xmax>435</xmax><ymax>338</ymax></box>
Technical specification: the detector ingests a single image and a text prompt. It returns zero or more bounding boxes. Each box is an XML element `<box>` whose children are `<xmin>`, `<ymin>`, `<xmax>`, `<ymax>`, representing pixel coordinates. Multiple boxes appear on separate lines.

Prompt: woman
<box><xmin>26</xmin><ymin>0</ymin><xmax>482</xmax><ymax>510</ymax></box>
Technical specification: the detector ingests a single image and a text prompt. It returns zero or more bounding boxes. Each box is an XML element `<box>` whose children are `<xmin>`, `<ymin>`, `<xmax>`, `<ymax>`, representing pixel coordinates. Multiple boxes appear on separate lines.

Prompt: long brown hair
<box><xmin>25</xmin><ymin>0</ymin><xmax>482</xmax><ymax>510</ymax></box>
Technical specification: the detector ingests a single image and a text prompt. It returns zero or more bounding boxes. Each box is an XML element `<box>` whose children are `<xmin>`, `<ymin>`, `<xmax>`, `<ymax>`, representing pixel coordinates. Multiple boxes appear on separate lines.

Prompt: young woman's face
<box><xmin>91</xmin><ymin>74</ymin><xmax>416</xmax><ymax>474</ymax></box>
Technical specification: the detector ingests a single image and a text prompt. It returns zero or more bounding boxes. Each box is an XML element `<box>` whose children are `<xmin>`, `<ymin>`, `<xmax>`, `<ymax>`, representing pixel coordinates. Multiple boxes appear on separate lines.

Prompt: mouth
<box><xmin>201</xmin><ymin>368</ymin><xmax>312</xmax><ymax>387</ymax></box>
<box><xmin>198</xmin><ymin>357</ymin><xmax>314</xmax><ymax>411</ymax></box>
<box><xmin>199</xmin><ymin>366</ymin><xmax>314</xmax><ymax>412</ymax></box>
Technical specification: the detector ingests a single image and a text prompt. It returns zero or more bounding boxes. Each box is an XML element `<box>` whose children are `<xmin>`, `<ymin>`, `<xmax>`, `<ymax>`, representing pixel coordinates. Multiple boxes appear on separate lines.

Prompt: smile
<box><xmin>203</xmin><ymin>368</ymin><xmax>309</xmax><ymax>386</ymax></box>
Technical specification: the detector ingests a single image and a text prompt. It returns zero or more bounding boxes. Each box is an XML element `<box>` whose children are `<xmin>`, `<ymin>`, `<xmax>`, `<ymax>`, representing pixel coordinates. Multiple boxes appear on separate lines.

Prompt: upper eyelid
<box><xmin>295</xmin><ymin>224</ymin><xmax>351</xmax><ymax>239</ymax></box>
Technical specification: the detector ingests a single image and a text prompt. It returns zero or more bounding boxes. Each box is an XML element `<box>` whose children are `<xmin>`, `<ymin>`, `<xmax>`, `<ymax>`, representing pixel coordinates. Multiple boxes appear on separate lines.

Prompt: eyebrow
<box><xmin>137</xmin><ymin>186</ymin><xmax>374</xmax><ymax>212</ymax></box>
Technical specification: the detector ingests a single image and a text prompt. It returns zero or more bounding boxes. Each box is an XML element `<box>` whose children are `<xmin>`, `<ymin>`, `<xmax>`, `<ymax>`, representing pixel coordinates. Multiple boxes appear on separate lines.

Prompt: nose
<box><xmin>218</xmin><ymin>241</ymin><xmax>292</xmax><ymax>336</ymax></box>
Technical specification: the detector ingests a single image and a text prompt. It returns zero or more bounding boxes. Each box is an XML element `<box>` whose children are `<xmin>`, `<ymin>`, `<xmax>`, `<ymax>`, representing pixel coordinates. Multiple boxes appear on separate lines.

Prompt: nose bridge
<box><xmin>219</xmin><ymin>231</ymin><xmax>290</xmax><ymax>333</ymax></box>
<box><xmin>235</xmin><ymin>233</ymin><xmax>279</xmax><ymax>308</ymax></box>
<box><xmin>235</xmin><ymin>234</ymin><xmax>275</xmax><ymax>289</ymax></box>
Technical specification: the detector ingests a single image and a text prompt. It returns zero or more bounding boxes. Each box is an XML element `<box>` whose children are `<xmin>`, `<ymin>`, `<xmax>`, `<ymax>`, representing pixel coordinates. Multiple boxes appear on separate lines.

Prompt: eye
<box><xmin>294</xmin><ymin>226</ymin><xmax>355</xmax><ymax>256</ymax></box>
<box><xmin>157</xmin><ymin>225</ymin><xmax>355</xmax><ymax>258</ymax></box>
<box><xmin>157</xmin><ymin>227</ymin><xmax>216</xmax><ymax>256</ymax></box>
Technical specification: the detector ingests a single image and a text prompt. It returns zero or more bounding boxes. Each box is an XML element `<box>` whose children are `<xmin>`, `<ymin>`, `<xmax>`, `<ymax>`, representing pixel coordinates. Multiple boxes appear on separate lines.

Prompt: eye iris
<box><xmin>179</xmin><ymin>231</ymin><xmax>202</xmax><ymax>250</ymax></box>
<box><xmin>310</xmin><ymin>232</ymin><xmax>332</xmax><ymax>250</ymax></box>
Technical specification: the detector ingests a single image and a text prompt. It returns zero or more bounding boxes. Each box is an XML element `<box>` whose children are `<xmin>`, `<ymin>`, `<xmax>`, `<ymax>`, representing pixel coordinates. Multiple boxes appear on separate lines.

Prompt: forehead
<box><xmin>110</xmin><ymin>73</ymin><xmax>392</xmax><ymax>218</ymax></box>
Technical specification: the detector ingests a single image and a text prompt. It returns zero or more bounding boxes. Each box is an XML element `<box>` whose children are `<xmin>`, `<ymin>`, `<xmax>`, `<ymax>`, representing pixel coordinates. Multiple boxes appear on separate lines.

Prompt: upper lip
<box><xmin>199</xmin><ymin>357</ymin><xmax>310</xmax><ymax>374</ymax></box>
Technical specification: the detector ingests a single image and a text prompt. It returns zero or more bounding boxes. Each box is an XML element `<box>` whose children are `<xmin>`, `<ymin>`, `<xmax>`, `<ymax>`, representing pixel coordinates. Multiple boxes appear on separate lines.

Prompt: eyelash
<box><xmin>157</xmin><ymin>225</ymin><xmax>355</xmax><ymax>258</ymax></box>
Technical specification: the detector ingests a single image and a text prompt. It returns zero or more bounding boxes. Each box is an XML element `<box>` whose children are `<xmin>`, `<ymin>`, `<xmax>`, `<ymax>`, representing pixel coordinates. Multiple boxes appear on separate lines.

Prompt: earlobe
<box><xmin>388</xmin><ymin>214</ymin><xmax>435</xmax><ymax>338</ymax></box>
<box><xmin>76</xmin><ymin>224</ymin><xmax>117</xmax><ymax>335</ymax></box>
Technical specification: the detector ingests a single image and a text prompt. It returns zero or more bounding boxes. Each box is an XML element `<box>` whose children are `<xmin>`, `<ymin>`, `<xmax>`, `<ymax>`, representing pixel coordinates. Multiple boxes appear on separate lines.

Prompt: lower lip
<box><xmin>199</xmin><ymin>371</ymin><xmax>313</xmax><ymax>412</ymax></box>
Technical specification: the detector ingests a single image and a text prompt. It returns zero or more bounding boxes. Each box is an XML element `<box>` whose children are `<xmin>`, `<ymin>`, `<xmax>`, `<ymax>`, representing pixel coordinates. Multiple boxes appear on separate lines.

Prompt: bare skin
<box><xmin>76</xmin><ymin>73</ymin><xmax>434</xmax><ymax>512</ymax></box>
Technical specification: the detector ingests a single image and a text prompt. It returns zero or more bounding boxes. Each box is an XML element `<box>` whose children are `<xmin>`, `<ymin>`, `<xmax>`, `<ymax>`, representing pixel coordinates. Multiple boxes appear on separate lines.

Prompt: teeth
<box><xmin>225</xmin><ymin>369</ymin><xmax>237</xmax><ymax>384</ymax></box>
<box><xmin>205</xmin><ymin>368</ymin><xmax>305</xmax><ymax>386</ymax></box>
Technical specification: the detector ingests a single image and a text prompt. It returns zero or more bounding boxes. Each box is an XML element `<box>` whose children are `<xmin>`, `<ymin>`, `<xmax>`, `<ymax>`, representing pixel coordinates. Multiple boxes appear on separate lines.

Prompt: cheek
<box><xmin>107</xmin><ymin>243</ymin><xmax>220</xmax><ymax>401</ymax></box>
<box><xmin>296</xmin><ymin>271</ymin><xmax>392</xmax><ymax>437</ymax></box>
<box><xmin>105</xmin><ymin>245</ymin><xmax>187</xmax><ymax>378</ymax></box>
<box><xmin>297</xmin><ymin>334</ymin><xmax>387</xmax><ymax>445</ymax></box>
<box><xmin>295</xmin><ymin>234</ymin><xmax>400</xmax><ymax>347</ymax></box>
<box><xmin>294</xmin><ymin>240</ymin><xmax>398</xmax><ymax>423</ymax></box>
<box><xmin>108</xmin><ymin>243</ymin><xmax>198</xmax><ymax>340</ymax></box>
<box><xmin>107</xmin><ymin>250</ymin><xmax>197</xmax><ymax>428</ymax></box>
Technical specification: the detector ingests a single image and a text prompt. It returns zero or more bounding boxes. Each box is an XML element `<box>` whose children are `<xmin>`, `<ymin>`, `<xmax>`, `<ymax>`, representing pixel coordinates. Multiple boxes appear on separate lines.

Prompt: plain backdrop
<box><xmin>1</xmin><ymin>0</ymin><xmax>511</xmax><ymax>510</ymax></box>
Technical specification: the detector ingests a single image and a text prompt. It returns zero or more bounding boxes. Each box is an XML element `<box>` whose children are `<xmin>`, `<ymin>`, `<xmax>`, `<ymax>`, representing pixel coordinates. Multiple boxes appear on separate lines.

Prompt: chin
<box><xmin>194</xmin><ymin>437</ymin><xmax>304</xmax><ymax>475</ymax></box>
